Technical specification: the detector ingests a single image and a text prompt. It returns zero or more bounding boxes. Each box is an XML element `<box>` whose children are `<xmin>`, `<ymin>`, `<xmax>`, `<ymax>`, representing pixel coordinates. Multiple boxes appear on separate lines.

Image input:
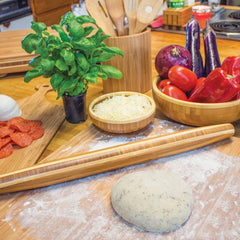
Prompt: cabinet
<box><xmin>30</xmin><ymin>0</ymin><xmax>79</xmax><ymax>25</ymax></box>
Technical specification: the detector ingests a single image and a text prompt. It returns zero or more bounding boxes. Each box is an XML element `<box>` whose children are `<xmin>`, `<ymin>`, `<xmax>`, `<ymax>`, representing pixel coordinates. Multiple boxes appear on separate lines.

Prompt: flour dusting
<box><xmin>1</xmin><ymin>119</ymin><xmax>240</xmax><ymax>240</ymax></box>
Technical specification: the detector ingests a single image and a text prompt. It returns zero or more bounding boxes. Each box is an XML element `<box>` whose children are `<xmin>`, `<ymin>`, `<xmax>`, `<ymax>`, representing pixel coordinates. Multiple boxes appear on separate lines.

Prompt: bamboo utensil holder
<box><xmin>0</xmin><ymin>123</ymin><xmax>234</xmax><ymax>194</ymax></box>
<box><xmin>102</xmin><ymin>28</ymin><xmax>152</xmax><ymax>93</ymax></box>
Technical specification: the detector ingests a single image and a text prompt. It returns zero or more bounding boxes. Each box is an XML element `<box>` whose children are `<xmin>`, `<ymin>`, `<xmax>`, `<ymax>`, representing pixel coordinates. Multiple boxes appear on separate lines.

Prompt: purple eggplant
<box><xmin>186</xmin><ymin>15</ymin><xmax>204</xmax><ymax>79</ymax></box>
<box><xmin>203</xmin><ymin>20</ymin><xmax>221</xmax><ymax>77</ymax></box>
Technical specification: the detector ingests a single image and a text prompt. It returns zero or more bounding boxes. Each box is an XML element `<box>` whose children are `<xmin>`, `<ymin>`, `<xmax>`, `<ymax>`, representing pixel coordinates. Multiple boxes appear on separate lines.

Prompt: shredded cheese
<box><xmin>92</xmin><ymin>94</ymin><xmax>152</xmax><ymax>120</ymax></box>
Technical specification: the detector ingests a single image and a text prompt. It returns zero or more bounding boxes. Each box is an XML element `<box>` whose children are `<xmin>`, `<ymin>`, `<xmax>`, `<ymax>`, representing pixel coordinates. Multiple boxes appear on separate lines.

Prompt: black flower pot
<box><xmin>62</xmin><ymin>92</ymin><xmax>87</xmax><ymax>124</ymax></box>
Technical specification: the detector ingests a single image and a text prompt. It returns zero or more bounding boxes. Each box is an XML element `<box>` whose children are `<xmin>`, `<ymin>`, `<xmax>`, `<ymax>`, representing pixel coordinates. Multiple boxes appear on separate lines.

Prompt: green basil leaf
<box><xmin>71</xmin><ymin>80</ymin><xmax>88</xmax><ymax>96</ymax></box>
<box><xmin>75</xmin><ymin>53</ymin><xmax>89</xmax><ymax>72</ymax></box>
<box><xmin>51</xmin><ymin>24</ymin><xmax>69</xmax><ymax>42</ymax></box>
<box><xmin>31</xmin><ymin>22</ymin><xmax>47</xmax><ymax>36</ymax></box>
<box><xmin>60</xmin><ymin>41</ymin><xmax>73</xmax><ymax>48</ymax></box>
<box><xmin>90</xmin><ymin>52</ymin><xmax>115</xmax><ymax>64</ymax></box>
<box><xmin>29</xmin><ymin>56</ymin><xmax>41</xmax><ymax>67</ymax></box>
<box><xmin>98</xmin><ymin>71</ymin><xmax>108</xmax><ymax>80</ymax></box>
<box><xmin>56</xmin><ymin>58</ymin><xmax>69</xmax><ymax>71</ymax></box>
<box><xmin>72</xmin><ymin>37</ymin><xmax>95</xmax><ymax>51</ymax></box>
<box><xmin>46</xmin><ymin>35</ymin><xmax>61</xmax><ymax>45</ymax></box>
<box><xmin>41</xmin><ymin>58</ymin><xmax>55</xmax><ymax>71</ymax></box>
<box><xmin>101</xmin><ymin>65</ymin><xmax>123</xmax><ymax>79</ymax></box>
<box><xmin>82</xmin><ymin>26</ymin><xmax>95</xmax><ymax>38</ymax></box>
<box><xmin>69</xmin><ymin>19</ymin><xmax>84</xmax><ymax>39</ymax></box>
<box><xmin>89</xmin><ymin>65</ymin><xmax>100</xmax><ymax>73</ymax></box>
<box><xmin>76</xmin><ymin>15</ymin><xmax>96</xmax><ymax>25</ymax></box>
<box><xmin>101</xmin><ymin>47</ymin><xmax>124</xmax><ymax>58</ymax></box>
<box><xmin>60</xmin><ymin>11</ymin><xmax>74</xmax><ymax>26</ymax></box>
<box><xmin>24</xmin><ymin>66</ymin><xmax>44</xmax><ymax>82</ymax></box>
<box><xmin>50</xmin><ymin>73</ymin><xmax>63</xmax><ymax>91</ymax></box>
<box><xmin>40</xmin><ymin>48</ymin><xmax>49</xmax><ymax>58</ymax></box>
<box><xmin>60</xmin><ymin>49</ymin><xmax>75</xmax><ymax>65</ymax></box>
<box><xmin>22</xmin><ymin>33</ymin><xmax>40</xmax><ymax>54</ymax></box>
<box><xmin>68</xmin><ymin>62</ymin><xmax>77</xmax><ymax>76</ymax></box>
<box><xmin>84</xmin><ymin>73</ymin><xmax>98</xmax><ymax>84</ymax></box>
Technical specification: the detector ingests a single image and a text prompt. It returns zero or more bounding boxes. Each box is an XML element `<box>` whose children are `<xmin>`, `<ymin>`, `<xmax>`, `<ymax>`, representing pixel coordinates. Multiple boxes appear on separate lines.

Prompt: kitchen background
<box><xmin>0</xmin><ymin>0</ymin><xmax>239</xmax><ymax>32</ymax></box>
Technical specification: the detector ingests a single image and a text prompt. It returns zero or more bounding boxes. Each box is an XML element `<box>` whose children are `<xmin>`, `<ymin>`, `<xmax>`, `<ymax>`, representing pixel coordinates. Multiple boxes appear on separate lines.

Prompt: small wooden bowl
<box><xmin>152</xmin><ymin>77</ymin><xmax>240</xmax><ymax>126</ymax></box>
<box><xmin>89</xmin><ymin>91</ymin><xmax>156</xmax><ymax>133</ymax></box>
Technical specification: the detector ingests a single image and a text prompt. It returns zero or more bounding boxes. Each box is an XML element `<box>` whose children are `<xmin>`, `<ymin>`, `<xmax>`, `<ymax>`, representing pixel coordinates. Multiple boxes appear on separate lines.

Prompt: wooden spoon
<box><xmin>123</xmin><ymin>0</ymin><xmax>142</xmax><ymax>35</ymax></box>
<box><xmin>134</xmin><ymin>0</ymin><xmax>163</xmax><ymax>34</ymax></box>
<box><xmin>105</xmin><ymin>0</ymin><xmax>125</xmax><ymax>36</ymax></box>
<box><xmin>85</xmin><ymin>0</ymin><xmax>116</xmax><ymax>36</ymax></box>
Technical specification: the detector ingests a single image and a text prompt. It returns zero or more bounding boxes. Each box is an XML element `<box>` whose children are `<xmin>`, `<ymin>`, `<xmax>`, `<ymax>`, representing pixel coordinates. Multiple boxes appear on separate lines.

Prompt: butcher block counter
<box><xmin>0</xmin><ymin>29</ymin><xmax>240</xmax><ymax>240</ymax></box>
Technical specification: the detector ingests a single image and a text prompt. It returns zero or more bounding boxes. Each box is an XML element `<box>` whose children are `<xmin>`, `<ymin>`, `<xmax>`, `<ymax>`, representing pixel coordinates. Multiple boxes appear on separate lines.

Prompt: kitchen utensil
<box><xmin>0</xmin><ymin>123</ymin><xmax>234</xmax><ymax>194</ymax></box>
<box><xmin>102</xmin><ymin>28</ymin><xmax>152</xmax><ymax>93</ymax></box>
<box><xmin>134</xmin><ymin>0</ymin><xmax>163</xmax><ymax>34</ymax></box>
<box><xmin>0</xmin><ymin>84</ymin><xmax>65</xmax><ymax>174</ymax></box>
<box><xmin>152</xmin><ymin>77</ymin><xmax>240</xmax><ymax>126</ymax></box>
<box><xmin>123</xmin><ymin>0</ymin><xmax>140</xmax><ymax>35</ymax></box>
<box><xmin>85</xmin><ymin>0</ymin><xmax>116</xmax><ymax>36</ymax></box>
<box><xmin>88</xmin><ymin>91</ymin><xmax>155</xmax><ymax>133</ymax></box>
<box><xmin>105</xmin><ymin>0</ymin><xmax>125</xmax><ymax>36</ymax></box>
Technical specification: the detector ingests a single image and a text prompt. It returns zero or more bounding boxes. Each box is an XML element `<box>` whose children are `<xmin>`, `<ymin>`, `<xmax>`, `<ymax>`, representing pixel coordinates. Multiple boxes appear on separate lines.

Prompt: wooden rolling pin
<box><xmin>0</xmin><ymin>123</ymin><xmax>234</xmax><ymax>194</ymax></box>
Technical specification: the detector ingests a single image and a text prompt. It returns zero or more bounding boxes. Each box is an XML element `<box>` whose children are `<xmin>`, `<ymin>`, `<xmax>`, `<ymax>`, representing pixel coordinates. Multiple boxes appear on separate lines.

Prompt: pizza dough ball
<box><xmin>111</xmin><ymin>170</ymin><xmax>193</xmax><ymax>232</ymax></box>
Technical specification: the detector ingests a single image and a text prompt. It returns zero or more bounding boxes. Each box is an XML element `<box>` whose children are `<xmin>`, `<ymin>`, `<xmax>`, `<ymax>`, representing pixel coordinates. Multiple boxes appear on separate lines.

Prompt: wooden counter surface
<box><xmin>0</xmin><ymin>29</ymin><xmax>240</xmax><ymax>240</ymax></box>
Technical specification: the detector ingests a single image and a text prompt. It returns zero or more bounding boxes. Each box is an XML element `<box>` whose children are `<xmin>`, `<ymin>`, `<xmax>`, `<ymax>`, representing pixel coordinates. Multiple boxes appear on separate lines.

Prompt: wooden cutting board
<box><xmin>0</xmin><ymin>84</ymin><xmax>65</xmax><ymax>174</ymax></box>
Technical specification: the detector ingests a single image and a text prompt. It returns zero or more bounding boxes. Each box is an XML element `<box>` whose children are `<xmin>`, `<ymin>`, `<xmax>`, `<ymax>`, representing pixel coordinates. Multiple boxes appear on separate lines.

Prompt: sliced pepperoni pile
<box><xmin>0</xmin><ymin>117</ymin><xmax>44</xmax><ymax>159</ymax></box>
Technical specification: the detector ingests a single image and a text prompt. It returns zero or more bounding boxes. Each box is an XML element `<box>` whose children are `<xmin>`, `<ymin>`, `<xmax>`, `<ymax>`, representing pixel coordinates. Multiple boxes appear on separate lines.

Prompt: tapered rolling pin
<box><xmin>0</xmin><ymin>123</ymin><xmax>234</xmax><ymax>194</ymax></box>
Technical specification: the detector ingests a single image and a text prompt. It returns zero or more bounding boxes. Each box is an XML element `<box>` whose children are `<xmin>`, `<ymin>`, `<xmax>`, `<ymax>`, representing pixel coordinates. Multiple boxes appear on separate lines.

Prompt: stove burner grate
<box><xmin>229</xmin><ymin>10</ymin><xmax>240</xmax><ymax>19</ymax></box>
<box><xmin>210</xmin><ymin>21</ymin><xmax>240</xmax><ymax>33</ymax></box>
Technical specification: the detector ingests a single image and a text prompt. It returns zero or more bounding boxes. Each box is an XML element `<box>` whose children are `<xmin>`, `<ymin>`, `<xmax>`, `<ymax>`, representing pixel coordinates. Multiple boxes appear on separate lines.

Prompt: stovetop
<box><xmin>209</xmin><ymin>8</ymin><xmax>240</xmax><ymax>39</ymax></box>
<box><xmin>154</xmin><ymin>7</ymin><xmax>240</xmax><ymax>41</ymax></box>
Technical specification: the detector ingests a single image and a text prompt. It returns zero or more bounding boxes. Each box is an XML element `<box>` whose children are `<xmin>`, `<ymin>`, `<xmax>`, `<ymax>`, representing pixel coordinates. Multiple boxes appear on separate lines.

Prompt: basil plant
<box><xmin>22</xmin><ymin>12</ymin><xmax>123</xmax><ymax>99</ymax></box>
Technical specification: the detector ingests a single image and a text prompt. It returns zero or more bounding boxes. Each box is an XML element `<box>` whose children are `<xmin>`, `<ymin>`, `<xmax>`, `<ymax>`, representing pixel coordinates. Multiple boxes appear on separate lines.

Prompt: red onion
<box><xmin>155</xmin><ymin>45</ymin><xmax>192</xmax><ymax>79</ymax></box>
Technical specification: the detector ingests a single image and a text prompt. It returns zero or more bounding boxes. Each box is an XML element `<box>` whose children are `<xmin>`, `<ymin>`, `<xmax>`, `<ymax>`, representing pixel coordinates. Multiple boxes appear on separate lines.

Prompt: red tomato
<box><xmin>191</xmin><ymin>77</ymin><xmax>206</xmax><ymax>94</ymax></box>
<box><xmin>162</xmin><ymin>85</ymin><xmax>188</xmax><ymax>101</ymax></box>
<box><xmin>157</xmin><ymin>79</ymin><xmax>171</xmax><ymax>90</ymax></box>
<box><xmin>168</xmin><ymin>65</ymin><xmax>197</xmax><ymax>92</ymax></box>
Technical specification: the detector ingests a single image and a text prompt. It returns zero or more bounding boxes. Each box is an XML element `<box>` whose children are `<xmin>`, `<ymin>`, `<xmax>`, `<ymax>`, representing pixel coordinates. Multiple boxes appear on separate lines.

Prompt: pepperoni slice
<box><xmin>0</xmin><ymin>143</ymin><xmax>13</xmax><ymax>159</ymax></box>
<box><xmin>10</xmin><ymin>132</ymin><xmax>33</xmax><ymax>148</ymax></box>
<box><xmin>0</xmin><ymin>137</ymin><xmax>11</xmax><ymax>149</ymax></box>
<box><xmin>0</xmin><ymin>126</ymin><xmax>15</xmax><ymax>138</ymax></box>
<box><xmin>29</xmin><ymin>120</ymin><xmax>42</xmax><ymax>126</ymax></box>
<box><xmin>29</xmin><ymin>125</ymin><xmax>44</xmax><ymax>140</ymax></box>
<box><xmin>8</xmin><ymin>117</ymin><xmax>30</xmax><ymax>133</ymax></box>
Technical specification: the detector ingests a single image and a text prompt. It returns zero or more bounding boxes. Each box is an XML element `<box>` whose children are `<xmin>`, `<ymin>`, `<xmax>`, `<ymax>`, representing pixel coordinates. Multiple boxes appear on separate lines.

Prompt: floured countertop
<box><xmin>1</xmin><ymin>118</ymin><xmax>240</xmax><ymax>240</ymax></box>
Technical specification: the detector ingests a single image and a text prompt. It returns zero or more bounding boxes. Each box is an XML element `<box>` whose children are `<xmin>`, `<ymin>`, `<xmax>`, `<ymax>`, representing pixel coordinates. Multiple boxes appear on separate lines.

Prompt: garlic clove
<box><xmin>0</xmin><ymin>95</ymin><xmax>22</xmax><ymax>121</ymax></box>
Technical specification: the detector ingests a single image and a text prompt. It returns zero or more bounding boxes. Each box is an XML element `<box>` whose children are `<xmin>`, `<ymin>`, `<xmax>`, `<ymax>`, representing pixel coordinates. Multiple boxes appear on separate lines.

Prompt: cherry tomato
<box><xmin>168</xmin><ymin>65</ymin><xmax>197</xmax><ymax>92</ymax></box>
<box><xmin>157</xmin><ymin>79</ymin><xmax>171</xmax><ymax>90</ymax></box>
<box><xmin>162</xmin><ymin>85</ymin><xmax>188</xmax><ymax>101</ymax></box>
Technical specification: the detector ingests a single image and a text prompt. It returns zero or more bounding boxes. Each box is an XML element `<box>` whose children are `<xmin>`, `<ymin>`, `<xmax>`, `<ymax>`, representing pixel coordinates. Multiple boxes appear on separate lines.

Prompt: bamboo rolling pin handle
<box><xmin>0</xmin><ymin>123</ymin><xmax>235</xmax><ymax>194</ymax></box>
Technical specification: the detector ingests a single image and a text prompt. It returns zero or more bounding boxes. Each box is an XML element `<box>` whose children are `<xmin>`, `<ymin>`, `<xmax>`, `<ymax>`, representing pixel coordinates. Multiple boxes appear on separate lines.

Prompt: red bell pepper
<box><xmin>189</xmin><ymin>68</ymin><xmax>240</xmax><ymax>103</ymax></box>
<box><xmin>221</xmin><ymin>56</ymin><xmax>240</xmax><ymax>84</ymax></box>
<box><xmin>162</xmin><ymin>85</ymin><xmax>188</xmax><ymax>101</ymax></box>
<box><xmin>191</xmin><ymin>77</ymin><xmax>205</xmax><ymax>94</ymax></box>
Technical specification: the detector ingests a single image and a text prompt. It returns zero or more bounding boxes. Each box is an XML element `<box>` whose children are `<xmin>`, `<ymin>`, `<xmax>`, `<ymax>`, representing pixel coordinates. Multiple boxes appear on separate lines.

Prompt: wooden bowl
<box><xmin>89</xmin><ymin>91</ymin><xmax>156</xmax><ymax>133</ymax></box>
<box><xmin>152</xmin><ymin>77</ymin><xmax>240</xmax><ymax>126</ymax></box>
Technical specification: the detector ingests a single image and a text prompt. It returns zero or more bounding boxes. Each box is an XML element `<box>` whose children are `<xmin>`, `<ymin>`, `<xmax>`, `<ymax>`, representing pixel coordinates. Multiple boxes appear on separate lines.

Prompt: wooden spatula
<box><xmin>85</xmin><ymin>0</ymin><xmax>116</xmax><ymax>36</ymax></box>
<box><xmin>105</xmin><ymin>0</ymin><xmax>125</xmax><ymax>36</ymax></box>
<box><xmin>0</xmin><ymin>123</ymin><xmax>234</xmax><ymax>194</ymax></box>
<box><xmin>134</xmin><ymin>0</ymin><xmax>163</xmax><ymax>34</ymax></box>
